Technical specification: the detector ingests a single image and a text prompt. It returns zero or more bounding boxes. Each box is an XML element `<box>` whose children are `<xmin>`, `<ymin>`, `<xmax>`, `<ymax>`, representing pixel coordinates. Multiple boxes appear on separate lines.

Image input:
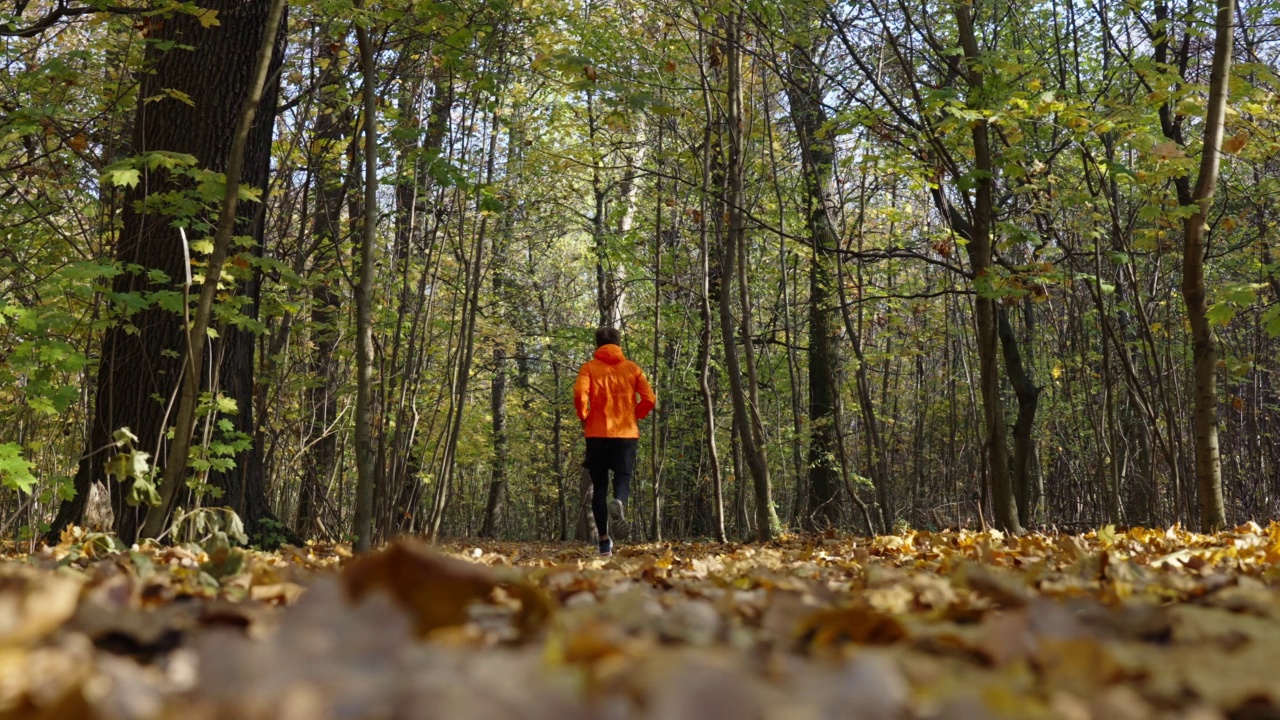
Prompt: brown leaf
<box><xmin>1222</xmin><ymin>131</ymin><xmax>1249</xmax><ymax>155</ymax></box>
<box><xmin>958</xmin><ymin>562</ymin><xmax>1033</xmax><ymax>608</ymax></box>
<box><xmin>341</xmin><ymin>541</ymin><xmax>549</xmax><ymax>638</ymax></box>
<box><xmin>342</xmin><ymin>541</ymin><xmax>497</xmax><ymax>635</ymax></box>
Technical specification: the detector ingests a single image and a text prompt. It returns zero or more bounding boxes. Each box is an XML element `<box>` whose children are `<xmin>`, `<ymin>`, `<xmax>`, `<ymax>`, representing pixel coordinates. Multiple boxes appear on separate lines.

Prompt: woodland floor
<box><xmin>3</xmin><ymin>524</ymin><xmax>1280</xmax><ymax>720</ymax></box>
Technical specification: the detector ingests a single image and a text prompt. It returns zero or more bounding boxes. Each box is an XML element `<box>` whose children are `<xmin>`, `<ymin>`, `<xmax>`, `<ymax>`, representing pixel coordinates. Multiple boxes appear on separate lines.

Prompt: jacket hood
<box><xmin>594</xmin><ymin>344</ymin><xmax>626</xmax><ymax>364</ymax></box>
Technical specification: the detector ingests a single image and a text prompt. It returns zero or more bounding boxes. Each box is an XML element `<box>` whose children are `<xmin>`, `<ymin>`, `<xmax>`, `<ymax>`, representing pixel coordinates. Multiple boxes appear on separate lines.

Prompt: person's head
<box><xmin>594</xmin><ymin>326</ymin><xmax>621</xmax><ymax>348</ymax></box>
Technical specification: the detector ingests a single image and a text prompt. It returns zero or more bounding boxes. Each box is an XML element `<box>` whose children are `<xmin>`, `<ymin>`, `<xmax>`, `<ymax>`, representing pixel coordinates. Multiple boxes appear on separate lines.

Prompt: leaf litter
<box><xmin>5</xmin><ymin>523</ymin><xmax>1280</xmax><ymax>719</ymax></box>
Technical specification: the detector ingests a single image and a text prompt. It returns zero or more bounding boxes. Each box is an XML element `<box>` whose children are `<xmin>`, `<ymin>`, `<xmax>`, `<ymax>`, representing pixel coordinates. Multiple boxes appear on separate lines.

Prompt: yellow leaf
<box><xmin>795</xmin><ymin>604</ymin><xmax>907</xmax><ymax>652</ymax></box>
<box><xmin>163</xmin><ymin>88</ymin><xmax>195</xmax><ymax>106</ymax></box>
<box><xmin>1098</xmin><ymin>524</ymin><xmax>1117</xmax><ymax>546</ymax></box>
<box><xmin>197</xmin><ymin>9</ymin><xmax>220</xmax><ymax>28</ymax></box>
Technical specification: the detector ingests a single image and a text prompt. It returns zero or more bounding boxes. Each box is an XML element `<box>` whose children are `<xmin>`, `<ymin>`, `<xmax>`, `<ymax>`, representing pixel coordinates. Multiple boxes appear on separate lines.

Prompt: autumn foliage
<box><xmin>4</xmin><ymin>524</ymin><xmax>1280</xmax><ymax>719</ymax></box>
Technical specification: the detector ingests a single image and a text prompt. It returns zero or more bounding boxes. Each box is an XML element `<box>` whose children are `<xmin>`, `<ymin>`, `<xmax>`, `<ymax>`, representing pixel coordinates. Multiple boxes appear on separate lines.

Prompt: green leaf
<box><xmin>1219</xmin><ymin>282</ymin><xmax>1265</xmax><ymax>305</ymax></box>
<box><xmin>127</xmin><ymin>477</ymin><xmax>161</xmax><ymax>507</ymax></box>
<box><xmin>1106</xmin><ymin>162</ymin><xmax>1137</xmax><ymax>180</ymax></box>
<box><xmin>1206</xmin><ymin>302</ymin><xmax>1236</xmax><ymax>326</ymax></box>
<box><xmin>106</xmin><ymin>166</ymin><xmax>141</xmax><ymax>188</ymax></box>
<box><xmin>1263</xmin><ymin>305</ymin><xmax>1280</xmax><ymax>338</ymax></box>
<box><xmin>0</xmin><ymin>443</ymin><xmax>37</xmax><ymax>494</ymax></box>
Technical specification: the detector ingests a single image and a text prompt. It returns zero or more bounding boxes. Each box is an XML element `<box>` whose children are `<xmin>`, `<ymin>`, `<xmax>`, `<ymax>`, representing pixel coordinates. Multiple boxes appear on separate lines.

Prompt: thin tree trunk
<box><xmin>997</xmin><ymin>306</ymin><xmax>1041</xmax><ymax>528</ymax></box>
<box><xmin>953</xmin><ymin>3</ymin><xmax>1022</xmax><ymax>534</ymax></box>
<box><xmin>296</xmin><ymin>37</ymin><xmax>349</xmax><ymax>540</ymax></box>
<box><xmin>1181</xmin><ymin>0</ymin><xmax>1234</xmax><ymax>532</ymax></box>
<box><xmin>650</xmin><ymin>118</ymin><xmax>666</xmax><ymax>542</ymax></box>
<box><xmin>425</xmin><ymin>108</ymin><xmax>499</xmax><ymax>540</ymax></box>
<box><xmin>699</xmin><ymin>166</ymin><xmax>726</xmax><ymax>543</ymax></box>
<box><xmin>719</xmin><ymin>11</ymin><xmax>777</xmax><ymax>541</ymax></box>
<box><xmin>481</xmin><ymin>341</ymin><xmax>507</xmax><ymax>538</ymax></box>
<box><xmin>350</xmin><ymin>19</ymin><xmax>379</xmax><ymax>553</ymax></box>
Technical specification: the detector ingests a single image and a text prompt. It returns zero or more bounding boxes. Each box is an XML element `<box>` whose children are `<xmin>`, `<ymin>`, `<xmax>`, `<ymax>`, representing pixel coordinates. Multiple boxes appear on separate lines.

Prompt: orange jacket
<box><xmin>574</xmin><ymin>344</ymin><xmax>656</xmax><ymax>438</ymax></box>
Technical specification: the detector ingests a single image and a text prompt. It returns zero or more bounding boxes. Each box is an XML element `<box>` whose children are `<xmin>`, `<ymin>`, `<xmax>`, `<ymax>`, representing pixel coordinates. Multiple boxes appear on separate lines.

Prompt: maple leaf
<box><xmin>1222</xmin><ymin>131</ymin><xmax>1249</xmax><ymax>154</ymax></box>
<box><xmin>1150</xmin><ymin>140</ymin><xmax>1185</xmax><ymax>158</ymax></box>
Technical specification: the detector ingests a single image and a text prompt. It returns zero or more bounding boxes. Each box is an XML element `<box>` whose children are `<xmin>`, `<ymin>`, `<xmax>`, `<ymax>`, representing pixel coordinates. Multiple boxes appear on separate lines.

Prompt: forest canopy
<box><xmin>1</xmin><ymin>0</ymin><xmax>1279</xmax><ymax>547</ymax></box>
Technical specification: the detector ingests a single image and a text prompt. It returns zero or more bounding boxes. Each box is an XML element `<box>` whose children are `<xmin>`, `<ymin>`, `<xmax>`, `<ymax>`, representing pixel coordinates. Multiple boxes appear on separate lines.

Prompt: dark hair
<box><xmin>594</xmin><ymin>326</ymin><xmax>621</xmax><ymax>348</ymax></box>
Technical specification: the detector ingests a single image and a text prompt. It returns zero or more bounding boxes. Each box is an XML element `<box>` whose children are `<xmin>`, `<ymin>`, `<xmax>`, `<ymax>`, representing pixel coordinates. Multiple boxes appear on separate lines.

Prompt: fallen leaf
<box><xmin>341</xmin><ymin>540</ymin><xmax>549</xmax><ymax>639</ymax></box>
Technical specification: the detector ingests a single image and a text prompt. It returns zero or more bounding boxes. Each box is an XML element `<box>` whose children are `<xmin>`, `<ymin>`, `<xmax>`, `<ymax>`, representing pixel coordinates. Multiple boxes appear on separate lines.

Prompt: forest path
<box><xmin>2</xmin><ymin>525</ymin><xmax>1277</xmax><ymax>719</ymax></box>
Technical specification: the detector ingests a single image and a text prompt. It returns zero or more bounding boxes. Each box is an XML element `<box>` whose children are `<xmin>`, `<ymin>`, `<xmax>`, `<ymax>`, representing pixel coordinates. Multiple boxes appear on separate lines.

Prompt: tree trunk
<box><xmin>48</xmin><ymin>0</ymin><xmax>288</xmax><ymax>544</ymax></box>
<box><xmin>997</xmin><ymin>306</ymin><xmax>1041</xmax><ymax>528</ymax></box>
<box><xmin>1182</xmin><ymin>0</ymin><xmax>1234</xmax><ymax>532</ymax></box>
<box><xmin>424</xmin><ymin>106</ymin><xmax>499</xmax><ymax>540</ymax></box>
<box><xmin>953</xmin><ymin>3</ymin><xmax>1022</xmax><ymax>534</ymax></box>
<box><xmin>552</xmin><ymin>361</ymin><xmax>568</xmax><ymax>541</ymax></box>
<box><xmin>719</xmin><ymin>11</ymin><xmax>777</xmax><ymax>541</ymax></box>
<box><xmin>699</xmin><ymin>186</ymin><xmax>727</xmax><ymax>543</ymax></box>
<box><xmin>481</xmin><ymin>345</ymin><xmax>508</xmax><ymax>537</ymax></box>
<box><xmin>351</xmin><ymin>19</ymin><xmax>379</xmax><ymax>553</ymax></box>
<box><xmin>785</xmin><ymin>40</ymin><xmax>843</xmax><ymax>531</ymax></box>
<box><xmin>481</xmin><ymin>128</ymin><xmax>519</xmax><ymax>539</ymax></box>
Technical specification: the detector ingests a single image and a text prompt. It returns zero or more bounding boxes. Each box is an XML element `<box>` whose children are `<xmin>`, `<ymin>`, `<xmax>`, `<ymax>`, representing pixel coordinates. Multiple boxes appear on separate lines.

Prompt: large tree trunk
<box><xmin>785</xmin><ymin>40</ymin><xmax>842</xmax><ymax>531</ymax></box>
<box><xmin>1181</xmin><ymin>0</ymin><xmax>1234</xmax><ymax>532</ymax></box>
<box><xmin>48</xmin><ymin>0</ymin><xmax>288</xmax><ymax>544</ymax></box>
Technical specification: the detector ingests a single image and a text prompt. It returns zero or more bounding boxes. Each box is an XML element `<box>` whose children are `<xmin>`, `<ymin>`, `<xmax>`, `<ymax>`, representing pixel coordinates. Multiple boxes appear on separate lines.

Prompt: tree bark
<box><xmin>953</xmin><ymin>3</ymin><xmax>1022</xmax><ymax>534</ymax></box>
<box><xmin>997</xmin><ymin>306</ymin><xmax>1041</xmax><ymax>528</ymax></box>
<box><xmin>48</xmin><ymin>0</ymin><xmax>273</xmax><ymax>542</ymax></box>
<box><xmin>698</xmin><ymin>159</ymin><xmax>726</xmax><ymax>543</ymax></box>
<box><xmin>1181</xmin><ymin>0</ymin><xmax>1234</xmax><ymax>532</ymax></box>
<box><xmin>46</xmin><ymin>0</ymin><xmax>288</xmax><ymax>544</ymax></box>
<box><xmin>424</xmin><ymin>106</ymin><xmax>498</xmax><ymax>540</ymax></box>
<box><xmin>785</xmin><ymin>39</ymin><xmax>843</xmax><ymax>531</ymax></box>
<box><xmin>719</xmin><ymin>11</ymin><xmax>777</xmax><ymax>541</ymax></box>
<box><xmin>350</xmin><ymin>18</ymin><xmax>379</xmax><ymax>553</ymax></box>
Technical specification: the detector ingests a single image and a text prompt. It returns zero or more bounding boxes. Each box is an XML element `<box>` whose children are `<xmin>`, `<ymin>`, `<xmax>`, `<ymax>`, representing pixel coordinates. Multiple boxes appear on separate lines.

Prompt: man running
<box><xmin>574</xmin><ymin>326</ymin><xmax>657</xmax><ymax>557</ymax></box>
